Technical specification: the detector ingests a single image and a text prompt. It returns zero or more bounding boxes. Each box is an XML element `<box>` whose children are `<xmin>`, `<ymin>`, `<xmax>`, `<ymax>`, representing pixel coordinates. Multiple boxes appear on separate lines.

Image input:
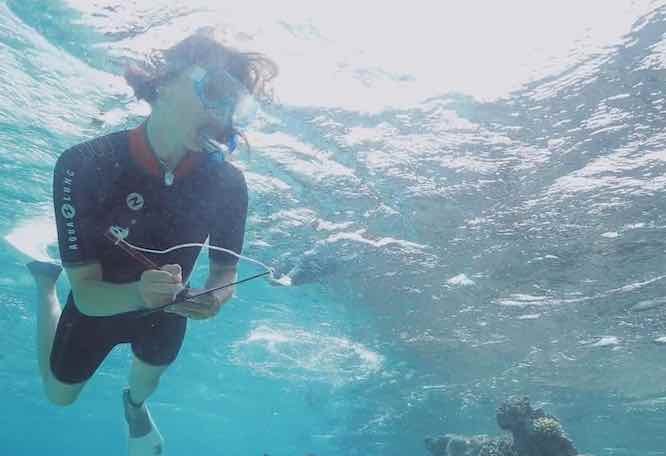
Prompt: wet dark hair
<box><xmin>124</xmin><ymin>30</ymin><xmax>278</xmax><ymax>105</ymax></box>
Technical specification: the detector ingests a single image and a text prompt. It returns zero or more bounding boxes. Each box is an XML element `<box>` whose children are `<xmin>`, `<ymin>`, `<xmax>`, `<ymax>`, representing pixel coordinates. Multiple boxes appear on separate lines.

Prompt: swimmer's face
<box><xmin>157</xmin><ymin>65</ymin><xmax>240</xmax><ymax>152</ymax></box>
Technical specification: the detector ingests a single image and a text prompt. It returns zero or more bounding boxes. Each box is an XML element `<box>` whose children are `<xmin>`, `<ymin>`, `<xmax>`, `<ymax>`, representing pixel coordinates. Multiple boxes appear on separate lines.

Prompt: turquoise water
<box><xmin>3</xmin><ymin>1</ymin><xmax>666</xmax><ymax>455</ymax></box>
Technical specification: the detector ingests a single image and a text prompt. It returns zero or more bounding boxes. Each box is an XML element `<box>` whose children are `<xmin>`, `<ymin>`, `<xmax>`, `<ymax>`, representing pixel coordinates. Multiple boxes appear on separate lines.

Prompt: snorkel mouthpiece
<box><xmin>197</xmin><ymin>126</ymin><xmax>236</xmax><ymax>159</ymax></box>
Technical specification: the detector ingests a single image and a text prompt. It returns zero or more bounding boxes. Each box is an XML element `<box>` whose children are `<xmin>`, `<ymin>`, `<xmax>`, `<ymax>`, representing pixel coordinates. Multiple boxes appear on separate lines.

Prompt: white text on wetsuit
<box><xmin>61</xmin><ymin>169</ymin><xmax>79</xmax><ymax>251</ymax></box>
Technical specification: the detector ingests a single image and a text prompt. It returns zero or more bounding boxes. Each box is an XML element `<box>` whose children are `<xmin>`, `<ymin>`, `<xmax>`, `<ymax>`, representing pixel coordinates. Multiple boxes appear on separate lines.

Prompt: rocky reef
<box><xmin>425</xmin><ymin>397</ymin><xmax>580</xmax><ymax>456</ymax></box>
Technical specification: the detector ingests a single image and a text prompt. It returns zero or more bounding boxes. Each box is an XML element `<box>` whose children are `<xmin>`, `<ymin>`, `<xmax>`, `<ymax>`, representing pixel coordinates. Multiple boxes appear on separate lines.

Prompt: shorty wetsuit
<box><xmin>50</xmin><ymin>124</ymin><xmax>248</xmax><ymax>384</ymax></box>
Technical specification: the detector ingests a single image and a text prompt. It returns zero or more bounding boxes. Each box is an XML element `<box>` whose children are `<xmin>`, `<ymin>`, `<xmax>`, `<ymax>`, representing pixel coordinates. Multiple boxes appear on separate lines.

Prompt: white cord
<box><xmin>121</xmin><ymin>239</ymin><xmax>276</xmax><ymax>280</ymax></box>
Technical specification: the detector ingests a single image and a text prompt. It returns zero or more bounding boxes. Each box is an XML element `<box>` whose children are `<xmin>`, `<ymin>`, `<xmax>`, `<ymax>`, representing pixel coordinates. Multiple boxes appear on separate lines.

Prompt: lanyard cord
<box><xmin>104</xmin><ymin>227</ymin><xmax>274</xmax><ymax>316</ymax></box>
<box><xmin>116</xmin><ymin>235</ymin><xmax>275</xmax><ymax>277</ymax></box>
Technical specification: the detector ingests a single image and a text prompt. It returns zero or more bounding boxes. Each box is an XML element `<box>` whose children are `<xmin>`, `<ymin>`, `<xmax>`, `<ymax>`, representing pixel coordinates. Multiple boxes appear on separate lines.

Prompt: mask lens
<box><xmin>190</xmin><ymin>66</ymin><xmax>257</xmax><ymax>150</ymax></box>
<box><xmin>205</xmin><ymin>69</ymin><xmax>256</xmax><ymax>125</ymax></box>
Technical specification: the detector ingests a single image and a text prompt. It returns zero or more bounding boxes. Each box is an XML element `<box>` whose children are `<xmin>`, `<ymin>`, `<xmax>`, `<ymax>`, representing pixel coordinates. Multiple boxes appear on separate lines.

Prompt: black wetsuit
<box><xmin>51</xmin><ymin>124</ymin><xmax>248</xmax><ymax>384</ymax></box>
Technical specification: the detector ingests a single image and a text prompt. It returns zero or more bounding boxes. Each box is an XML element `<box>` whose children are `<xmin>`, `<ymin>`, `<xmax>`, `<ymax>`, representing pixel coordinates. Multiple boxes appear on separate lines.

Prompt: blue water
<box><xmin>2</xmin><ymin>1</ymin><xmax>666</xmax><ymax>455</ymax></box>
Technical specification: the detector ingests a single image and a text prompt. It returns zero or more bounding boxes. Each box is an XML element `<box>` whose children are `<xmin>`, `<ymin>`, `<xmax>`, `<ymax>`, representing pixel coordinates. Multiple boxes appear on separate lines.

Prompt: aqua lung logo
<box><xmin>126</xmin><ymin>193</ymin><xmax>144</xmax><ymax>211</ymax></box>
<box><xmin>61</xmin><ymin>203</ymin><xmax>76</xmax><ymax>219</ymax></box>
<box><xmin>60</xmin><ymin>169</ymin><xmax>79</xmax><ymax>251</ymax></box>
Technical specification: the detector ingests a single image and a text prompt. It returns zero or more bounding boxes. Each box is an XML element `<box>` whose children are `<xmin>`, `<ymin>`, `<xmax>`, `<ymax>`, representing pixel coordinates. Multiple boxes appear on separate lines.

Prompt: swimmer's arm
<box><xmin>203</xmin><ymin>261</ymin><xmax>238</xmax><ymax>308</ymax></box>
<box><xmin>65</xmin><ymin>262</ymin><xmax>145</xmax><ymax>317</ymax></box>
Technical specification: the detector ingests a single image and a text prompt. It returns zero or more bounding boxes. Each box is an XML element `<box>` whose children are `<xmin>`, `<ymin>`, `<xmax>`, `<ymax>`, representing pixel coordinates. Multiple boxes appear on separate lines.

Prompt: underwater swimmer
<box><xmin>27</xmin><ymin>30</ymin><xmax>277</xmax><ymax>455</ymax></box>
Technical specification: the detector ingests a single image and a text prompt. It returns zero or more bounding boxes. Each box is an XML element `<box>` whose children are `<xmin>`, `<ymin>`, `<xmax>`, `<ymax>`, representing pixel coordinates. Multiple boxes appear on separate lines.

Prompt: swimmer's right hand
<box><xmin>138</xmin><ymin>264</ymin><xmax>184</xmax><ymax>309</ymax></box>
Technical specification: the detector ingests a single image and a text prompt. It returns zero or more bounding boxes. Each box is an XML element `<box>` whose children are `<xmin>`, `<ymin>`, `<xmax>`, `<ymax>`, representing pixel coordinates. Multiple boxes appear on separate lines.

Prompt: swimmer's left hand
<box><xmin>165</xmin><ymin>287</ymin><xmax>233</xmax><ymax>320</ymax></box>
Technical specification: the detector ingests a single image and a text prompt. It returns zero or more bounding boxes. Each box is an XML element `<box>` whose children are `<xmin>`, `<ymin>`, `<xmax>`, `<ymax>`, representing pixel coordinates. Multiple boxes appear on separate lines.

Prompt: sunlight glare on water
<box><xmin>231</xmin><ymin>323</ymin><xmax>383</xmax><ymax>386</ymax></box>
<box><xmin>63</xmin><ymin>0</ymin><xmax>657</xmax><ymax>109</ymax></box>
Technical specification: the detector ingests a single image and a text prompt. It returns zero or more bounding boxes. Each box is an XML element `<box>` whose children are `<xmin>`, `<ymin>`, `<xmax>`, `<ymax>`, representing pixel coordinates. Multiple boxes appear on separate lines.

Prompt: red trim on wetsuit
<box><xmin>128</xmin><ymin>123</ymin><xmax>204</xmax><ymax>179</ymax></box>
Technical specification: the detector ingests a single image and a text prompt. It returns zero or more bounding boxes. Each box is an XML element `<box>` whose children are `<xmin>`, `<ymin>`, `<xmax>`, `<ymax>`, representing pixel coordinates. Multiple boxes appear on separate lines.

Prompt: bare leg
<box><xmin>128</xmin><ymin>355</ymin><xmax>170</xmax><ymax>405</ymax></box>
<box><xmin>124</xmin><ymin>356</ymin><xmax>168</xmax><ymax>455</ymax></box>
<box><xmin>27</xmin><ymin>261</ymin><xmax>85</xmax><ymax>405</ymax></box>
